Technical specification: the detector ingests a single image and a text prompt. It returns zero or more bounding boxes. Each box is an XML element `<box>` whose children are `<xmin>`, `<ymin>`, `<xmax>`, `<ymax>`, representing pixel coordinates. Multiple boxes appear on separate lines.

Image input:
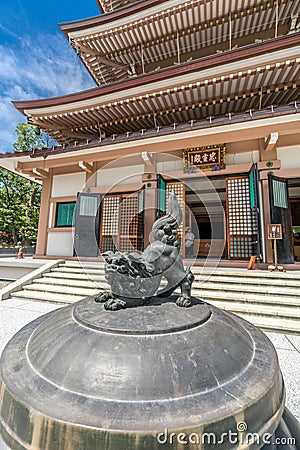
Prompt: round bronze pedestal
<box><xmin>0</xmin><ymin>296</ymin><xmax>299</xmax><ymax>449</ymax></box>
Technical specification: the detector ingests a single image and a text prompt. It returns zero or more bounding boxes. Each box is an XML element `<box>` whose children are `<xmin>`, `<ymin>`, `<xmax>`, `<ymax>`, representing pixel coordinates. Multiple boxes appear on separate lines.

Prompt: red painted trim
<box><xmin>13</xmin><ymin>33</ymin><xmax>300</xmax><ymax>115</ymax></box>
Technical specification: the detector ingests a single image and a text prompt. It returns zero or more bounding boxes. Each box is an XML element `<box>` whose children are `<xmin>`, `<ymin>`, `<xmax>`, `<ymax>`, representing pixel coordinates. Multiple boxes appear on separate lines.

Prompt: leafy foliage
<box><xmin>0</xmin><ymin>169</ymin><xmax>41</xmax><ymax>244</ymax></box>
<box><xmin>0</xmin><ymin>122</ymin><xmax>47</xmax><ymax>244</ymax></box>
<box><xmin>13</xmin><ymin>122</ymin><xmax>57</xmax><ymax>153</ymax></box>
<box><xmin>13</xmin><ymin>123</ymin><xmax>45</xmax><ymax>153</ymax></box>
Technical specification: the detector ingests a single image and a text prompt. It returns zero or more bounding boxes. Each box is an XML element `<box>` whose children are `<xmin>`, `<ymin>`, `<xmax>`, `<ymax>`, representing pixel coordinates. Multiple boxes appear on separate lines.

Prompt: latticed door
<box><xmin>166</xmin><ymin>182</ymin><xmax>185</xmax><ymax>238</ymax></box>
<box><xmin>226</xmin><ymin>176</ymin><xmax>256</xmax><ymax>260</ymax></box>
<box><xmin>166</xmin><ymin>182</ymin><xmax>185</xmax><ymax>254</ymax></box>
<box><xmin>100</xmin><ymin>192</ymin><xmax>144</xmax><ymax>253</ymax></box>
<box><xmin>100</xmin><ymin>195</ymin><xmax>120</xmax><ymax>253</ymax></box>
<box><xmin>119</xmin><ymin>193</ymin><xmax>144</xmax><ymax>252</ymax></box>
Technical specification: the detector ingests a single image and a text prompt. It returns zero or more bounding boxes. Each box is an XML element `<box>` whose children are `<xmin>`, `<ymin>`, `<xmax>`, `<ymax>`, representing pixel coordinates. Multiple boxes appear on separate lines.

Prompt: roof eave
<box><xmin>13</xmin><ymin>33</ymin><xmax>300</xmax><ymax>116</ymax></box>
<box><xmin>95</xmin><ymin>0</ymin><xmax>105</xmax><ymax>14</ymax></box>
<box><xmin>0</xmin><ymin>154</ymin><xmax>43</xmax><ymax>185</ymax></box>
<box><xmin>59</xmin><ymin>0</ymin><xmax>164</xmax><ymax>37</ymax></box>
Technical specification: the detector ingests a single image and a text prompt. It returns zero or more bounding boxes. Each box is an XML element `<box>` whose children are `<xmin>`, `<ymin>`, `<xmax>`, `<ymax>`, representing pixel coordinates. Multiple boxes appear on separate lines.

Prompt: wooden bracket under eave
<box><xmin>32</xmin><ymin>168</ymin><xmax>49</xmax><ymax>178</ymax></box>
<box><xmin>141</xmin><ymin>152</ymin><xmax>153</xmax><ymax>166</ymax></box>
<box><xmin>16</xmin><ymin>166</ymin><xmax>45</xmax><ymax>181</ymax></box>
<box><xmin>79</xmin><ymin>161</ymin><xmax>94</xmax><ymax>173</ymax></box>
<box><xmin>265</xmin><ymin>132</ymin><xmax>279</xmax><ymax>152</ymax></box>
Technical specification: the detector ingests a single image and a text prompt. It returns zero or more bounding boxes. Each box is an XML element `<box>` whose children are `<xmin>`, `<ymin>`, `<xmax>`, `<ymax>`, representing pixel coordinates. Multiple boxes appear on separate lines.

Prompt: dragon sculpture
<box><xmin>94</xmin><ymin>192</ymin><xmax>194</xmax><ymax>310</ymax></box>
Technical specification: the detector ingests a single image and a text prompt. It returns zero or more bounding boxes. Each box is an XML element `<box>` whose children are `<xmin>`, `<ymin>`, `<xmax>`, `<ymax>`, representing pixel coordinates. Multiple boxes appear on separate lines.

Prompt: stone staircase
<box><xmin>8</xmin><ymin>261</ymin><xmax>300</xmax><ymax>334</ymax></box>
<box><xmin>192</xmin><ymin>270</ymin><xmax>300</xmax><ymax>334</ymax></box>
<box><xmin>10</xmin><ymin>261</ymin><xmax>108</xmax><ymax>304</ymax></box>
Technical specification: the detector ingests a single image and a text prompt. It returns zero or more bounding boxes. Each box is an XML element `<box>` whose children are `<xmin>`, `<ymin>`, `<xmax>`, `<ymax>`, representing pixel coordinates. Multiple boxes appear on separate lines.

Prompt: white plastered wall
<box><xmin>277</xmin><ymin>145</ymin><xmax>300</xmax><ymax>170</ymax></box>
<box><xmin>226</xmin><ymin>151</ymin><xmax>259</xmax><ymax>165</ymax></box>
<box><xmin>52</xmin><ymin>172</ymin><xmax>86</xmax><ymax>197</ymax></box>
<box><xmin>157</xmin><ymin>160</ymin><xmax>184</xmax><ymax>173</ymax></box>
<box><xmin>46</xmin><ymin>232</ymin><xmax>74</xmax><ymax>256</ymax></box>
<box><xmin>96</xmin><ymin>165</ymin><xmax>144</xmax><ymax>187</ymax></box>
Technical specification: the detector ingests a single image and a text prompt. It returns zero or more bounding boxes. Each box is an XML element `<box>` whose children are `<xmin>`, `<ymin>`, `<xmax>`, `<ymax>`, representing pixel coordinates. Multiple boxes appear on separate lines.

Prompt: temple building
<box><xmin>1</xmin><ymin>0</ymin><xmax>300</xmax><ymax>267</ymax></box>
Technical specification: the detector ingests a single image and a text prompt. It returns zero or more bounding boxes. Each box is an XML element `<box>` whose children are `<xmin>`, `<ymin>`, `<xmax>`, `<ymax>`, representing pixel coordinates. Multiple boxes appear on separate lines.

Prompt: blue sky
<box><xmin>0</xmin><ymin>0</ymin><xmax>100</xmax><ymax>153</ymax></box>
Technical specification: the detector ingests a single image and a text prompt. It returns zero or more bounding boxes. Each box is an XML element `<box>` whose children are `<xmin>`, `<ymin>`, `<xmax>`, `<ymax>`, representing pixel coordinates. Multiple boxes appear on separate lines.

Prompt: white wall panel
<box><xmin>52</xmin><ymin>173</ymin><xmax>86</xmax><ymax>197</ymax></box>
<box><xmin>157</xmin><ymin>160</ymin><xmax>184</xmax><ymax>173</ymax></box>
<box><xmin>226</xmin><ymin>151</ymin><xmax>259</xmax><ymax>165</ymax></box>
<box><xmin>96</xmin><ymin>165</ymin><xmax>144</xmax><ymax>187</ymax></box>
<box><xmin>46</xmin><ymin>232</ymin><xmax>73</xmax><ymax>256</ymax></box>
<box><xmin>277</xmin><ymin>146</ymin><xmax>300</xmax><ymax>169</ymax></box>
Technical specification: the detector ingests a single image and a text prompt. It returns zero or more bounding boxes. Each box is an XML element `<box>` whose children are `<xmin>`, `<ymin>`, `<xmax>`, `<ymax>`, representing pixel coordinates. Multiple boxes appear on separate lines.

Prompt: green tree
<box><xmin>0</xmin><ymin>169</ymin><xmax>41</xmax><ymax>244</ymax></box>
<box><xmin>13</xmin><ymin>122</ymin><xmax>57</xmax><ymax>153</ymax></box>
<box><xmin>13</xmin><ymin>123</ymin><xmax>45</xmax><ymax>153</ymax></box>
<box><xmin>0</xmin><ymin>122</ymin><xmax>47</xmax><ymax>245</ymax></box>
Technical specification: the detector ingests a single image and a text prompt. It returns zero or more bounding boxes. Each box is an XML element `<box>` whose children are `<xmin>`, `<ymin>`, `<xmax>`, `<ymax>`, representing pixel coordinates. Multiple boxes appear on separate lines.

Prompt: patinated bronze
<box><xmin>95</xmin><ymin>192</ymin><xmax>195</xmax><ymax>310</ymax></box>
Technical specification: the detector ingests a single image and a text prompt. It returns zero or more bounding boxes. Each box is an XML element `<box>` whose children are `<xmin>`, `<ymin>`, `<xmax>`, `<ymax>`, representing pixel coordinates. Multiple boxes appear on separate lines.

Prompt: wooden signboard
<box><xmin>267</xmin><ymin>223</ymin><xmax>283</xmax><ymax>271</ymax></box>
<box><xmin>267</xmin><ymin>224</ymin><xmax>282</xmax><ymax>240</ymax></box>
<box><xmin>182</xmin><ymin>144</ymin><xmax>226</xmax><ymax>171</ymax></box>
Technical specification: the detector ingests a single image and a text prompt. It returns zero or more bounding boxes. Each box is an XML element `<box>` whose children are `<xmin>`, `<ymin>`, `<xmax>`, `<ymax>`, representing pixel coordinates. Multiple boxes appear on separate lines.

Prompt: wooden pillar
<box><xmin>142</xmin><ymin>153</ymin><xmax>157</xmax><ymax>248</ymax></box>
<box><xmin>261</xmin><ymin>179</ymin><xmax>273</xmax><ymax>263</ymax></box>
<box><xmin>142</xmin><ymin>174</ymin><xmax>157</xmax><ymax>247</ymax></box>
<box><xmin>35</xmin><ymin>169</ymin><xmax>53</xmax><ymax>257</ymax></box>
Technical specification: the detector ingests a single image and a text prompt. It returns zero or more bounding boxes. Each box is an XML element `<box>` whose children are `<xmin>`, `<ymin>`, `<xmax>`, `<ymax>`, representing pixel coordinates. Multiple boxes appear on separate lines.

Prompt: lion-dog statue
<box><xmin>94</xmin><ymin>192</ymin><xmax>194</xmax><ymax>310</ymax></box>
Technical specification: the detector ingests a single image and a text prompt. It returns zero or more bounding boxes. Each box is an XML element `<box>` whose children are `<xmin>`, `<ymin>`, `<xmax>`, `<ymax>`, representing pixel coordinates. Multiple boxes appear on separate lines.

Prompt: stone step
<box><xmin>21</xmin><ymin>283</ymin><xmax>99</xmax><ymax>297</ymax></box>
<box><xmin>11</xmin><ymin>290</ymin><xmax>82</xmax><ymax>304</ymax></box>
<box><xmin>233</xmin><ymin>313</ymin><xmax>300</xmax><ymax>335</ymax></box>
<box><xmin>52</xmin><ymin>267</ymin><xmax>300</xmax><ymax>285</ymax></box>
<box><xmin>8</xmin><ymin>259</ymin><xmax>300</xmax><ymax>333</ymax></box>
<box><xmin>193</xmin><ymin>269</ymin><xmax>300</xmax><ymax>281</ymax></box>
<box><xmin>195</xmin><ymin>274</ymin><xmax>299</xmax><ymax>288</ymax></box>
<box><xmin>45</xmin><ymin>272</ymin><xmax>106</xmax><ymax>281</ymax></box>
<box><xmin>56</xmin><ymin>265</ymin><xmax>300</xmax><ymax>284</ymax></box>
<box><xmin>192</xmin><ymin>289</ymin><xmax>300</xmax><ymax>307</ymax></box>
<box><xmin>34</xmin><ymin>276</ymin><xmax>108</xmax><ymax>290</ymax></box>
<box><xmin>191</xmin><ymin>282</ymin><xmax>300</xmax><ymax>298</ymax></box>
<box><xmin>205</xmin><ymin>299</ymin><xmax>300</xmax><ymax>320</ymax></box>
<box><xmin>60</xmin><ymin>262</ymin><xmax>104</xmax><ymax>270</ymax></box>
<box><xmin>52</xmin><ymin>267</ymin><xmax>104</xmax><ymax>275</ymax></box>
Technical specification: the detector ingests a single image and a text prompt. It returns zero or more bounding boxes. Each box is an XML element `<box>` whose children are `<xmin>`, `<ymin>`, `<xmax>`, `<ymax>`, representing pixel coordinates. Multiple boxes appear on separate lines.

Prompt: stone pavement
<box><xmin>0</xmin><ymin>298</ymin><xmax>299</xmax><ymax>449</ymax></box>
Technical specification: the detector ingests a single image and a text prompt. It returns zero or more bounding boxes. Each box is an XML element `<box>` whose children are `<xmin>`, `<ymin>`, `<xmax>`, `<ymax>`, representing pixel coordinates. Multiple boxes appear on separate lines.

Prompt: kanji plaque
<box><xmin>182</xmin><ymin>144</ymin><xmax>226</xmax><ymax>171</ymax></box>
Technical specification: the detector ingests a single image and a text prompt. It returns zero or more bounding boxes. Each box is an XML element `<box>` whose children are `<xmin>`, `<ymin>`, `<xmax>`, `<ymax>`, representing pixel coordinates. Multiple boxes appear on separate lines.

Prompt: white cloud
<box><xmin>0</xmin><ymin>32</ymin><xmax>96</xmax><ymax>152</ymax></box>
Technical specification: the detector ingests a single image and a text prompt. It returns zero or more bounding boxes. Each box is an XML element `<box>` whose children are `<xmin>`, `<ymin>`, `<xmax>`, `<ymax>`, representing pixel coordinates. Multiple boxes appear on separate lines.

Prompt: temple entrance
<box><xmin>99</xmin><ymin>192</ymin><xmax>144</xmax><ymax>253</ymax></box>
<box><xmin>183</xmin><ymin>170</ymin><xmax>261</xmax><ymax>261</ymax></box>
<box><xmin>185</xmin><ymin>178</ymin><xmax>226</xmax><ymax>259</ymax></box>
<box><xmin>288</xmin><ymin>179</ymin><xmax>300</xmax><ymax>262</ymax></box>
